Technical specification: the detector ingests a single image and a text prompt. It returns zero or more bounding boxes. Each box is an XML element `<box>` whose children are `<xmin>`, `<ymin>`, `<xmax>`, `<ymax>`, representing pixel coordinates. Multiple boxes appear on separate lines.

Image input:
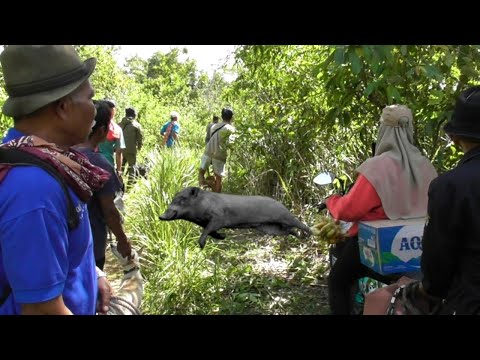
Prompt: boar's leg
<box><xmin>198</xmin><ymin>222</ymin><xmax>222</xmax><ymax>249</ymax></box>
<box><xmin>288</xmin><ymin>227</ymin><xmax>301</xmax><ymax>238</ymax></box>
<box><xmin>210</xmin><ymin>231</ymin><xmax>226</xmax><ymax>240</ymax></box>
<box><xmin>288</xmin><ymin>218</ymin><xmax>312</xmax><ymax>238</ymax></box>
<box><xmin>299</xmin><ymin>223</ymin><xmax>312</xmax><ymax>238</ymax></box>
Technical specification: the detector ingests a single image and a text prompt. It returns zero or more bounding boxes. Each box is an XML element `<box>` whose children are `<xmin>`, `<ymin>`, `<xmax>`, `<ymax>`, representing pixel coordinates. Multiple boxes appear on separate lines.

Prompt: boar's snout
<box><xmin>159</xmin><ymin>209</ymin><xmax>177</xmax><ymax>220</ymax></box>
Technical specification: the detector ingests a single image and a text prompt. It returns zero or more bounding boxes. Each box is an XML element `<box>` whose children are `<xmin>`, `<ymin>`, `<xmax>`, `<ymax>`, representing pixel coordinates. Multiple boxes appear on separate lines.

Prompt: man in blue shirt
<box><xmin>0</xmin><ymin>45</ymin><xmax>112</xmax><ymax>315</ymax></box>
<box><xmin>161</xmin><ymin>111</ymin><xmax>181</xmax><ymax>148</ymax></box>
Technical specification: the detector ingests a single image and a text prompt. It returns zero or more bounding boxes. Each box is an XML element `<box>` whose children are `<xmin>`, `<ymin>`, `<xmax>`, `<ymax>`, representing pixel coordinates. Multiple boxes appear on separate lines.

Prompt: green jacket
<box><xmin>119</xmin><ymin>116</ymin><xmax>143</xmax><ymax>154</ymax></box>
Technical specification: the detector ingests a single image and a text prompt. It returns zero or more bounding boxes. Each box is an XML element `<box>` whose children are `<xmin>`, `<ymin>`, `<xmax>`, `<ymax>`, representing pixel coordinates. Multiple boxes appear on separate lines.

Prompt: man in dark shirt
<box><xmin>74</xmin><ymin>100</ymin><xmax>132</xmax><ymax>269</ymax></box>
<box><xmin>419</xmin><ymin>86</ymin><xmax>480</xmax><ymax>314</ymax></box>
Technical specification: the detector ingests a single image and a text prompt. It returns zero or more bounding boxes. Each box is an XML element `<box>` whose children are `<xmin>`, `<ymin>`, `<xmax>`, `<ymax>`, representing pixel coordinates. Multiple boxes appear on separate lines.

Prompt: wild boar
<box><xmin>159</xmin><ymin>187</ymin><xmax>311</xmax><ymax>248</ymax></box>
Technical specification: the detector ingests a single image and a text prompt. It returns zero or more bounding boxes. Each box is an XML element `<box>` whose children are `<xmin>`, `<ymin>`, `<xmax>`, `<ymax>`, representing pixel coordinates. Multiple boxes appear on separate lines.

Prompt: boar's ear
<box><xmin>190</xmin><ymin>187</ymin><xmax>200</xmax><ymax>197</ymax></box>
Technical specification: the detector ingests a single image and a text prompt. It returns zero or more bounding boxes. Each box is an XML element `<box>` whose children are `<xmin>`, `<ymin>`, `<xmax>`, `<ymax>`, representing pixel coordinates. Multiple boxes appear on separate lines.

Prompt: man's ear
<box><xmin>55</xmin><ymin>96</ymin><xmax>71</xmax><ymax>121</ymax></box>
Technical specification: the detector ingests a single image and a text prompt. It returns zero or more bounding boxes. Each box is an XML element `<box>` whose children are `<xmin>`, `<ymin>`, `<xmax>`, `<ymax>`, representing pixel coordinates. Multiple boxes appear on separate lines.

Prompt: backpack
<box><xmin>0</xmin><ymin>148</ymin><xmax>80</xmax><ymax>307</ymax></box>
<box><xmin>106</xmin><ymin>122</ymin><xmax>122</xmax><ymax>142</ymax></box>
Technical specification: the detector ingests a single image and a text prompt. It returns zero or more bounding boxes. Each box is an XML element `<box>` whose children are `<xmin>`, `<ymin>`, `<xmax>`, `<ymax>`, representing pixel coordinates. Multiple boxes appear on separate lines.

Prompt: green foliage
<box><xmin>124</xmin><ymin>148</ymin><xmax>213</xmax><ymax>314</ymax></box>
<box><xmin>126</xmin><ymin>146</ymin><xmax>329</xmax><ymax>314</ymax></box>
<box><xmin>134</xmin><ymin>48</ymin><xmax>200</xmax><ymax>108</ymax></box>
<box><xmin>74</xmin><ymin>45</ymin><xmax>133</xmax><ymax>105</ymax></box>
<box><xmin>319</xmin><ymin>45</ymin><xmax>480</xmax><ymax>172</ymax></box>
<box><xmin>1</xmin><ymin>44</ymin><xmax>478</xmax><ymax>314</ymax></box>
<box><xmin>228</xmin><ymin>45</ymin><xmax>480</xmax><ymax>213</ymax></box>
<box><xmin>227</xmin><ymin>45</ymin><xmax>370</xmax><ymax>208</ymax></box>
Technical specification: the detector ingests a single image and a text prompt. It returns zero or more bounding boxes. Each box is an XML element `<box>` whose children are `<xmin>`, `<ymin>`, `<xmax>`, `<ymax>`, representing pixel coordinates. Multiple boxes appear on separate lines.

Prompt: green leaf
<box><xmin>349</xmin><ymin>51</ymin><xmax>363</xmax><ymax>75</ymax></box>
<box><xmin>249</xmin><ymin>294</ymin><xmax>260</xmax><ymax>302</ymax></box>
<box><xmin>424</xmin><ymin>65</ymin><xmax>442</xmax><ymax>80</ymax></box>
<box><xmin>386</xmin><ymin>85</ymin><xmax>401</xmax><ymax>103</ymax></box>
<box><xmin>364</xmin><ymin>82</ymin><xmax>379</xmax><ymax>97</ymax></box>
<box><xmin>400</xmin><ymin>45</ymin><xmax>407</xmax><ymax>56</ymax></box>
<box><xmin>325</xmin><ymin>108</ymin><xmax>338</xmax><ymax>124</ymax></box>
<box><xmin>415</xmin><ymin>66</ymin><xmax>426</xmax><ymax>76</ymax></box>
<box><xmin>383</xmin><ymin>46</ymin><xmax>395</xmax><ymax>62</ymax></box>
<box><xmin>334</xmin><ymin>47</ymin><xmax>345</xmax><ymax>65</ymax></box>
<box><xmin>428</xmin><ymin>97</ymin><xmax>442</xmax><ymax>105</ymax></box>
<box><xmin>363</xmin><ymin>46</ymin><xmax>372</xmax><ymax>62</ymax></box>
<box><xmin>354</xmin><ymin>47</ymin><xmax>364</xmax><ymax>58</ymax></box>
<box><xmin>371</xmin><ymin>53</ymin><xmax>381</xmax><ymax>76</ymax></box>
<box><xmin>444</xmin><ymin>52</ymin><xmax>454</xmax><ymax>67</ymax></box>
<box><xmin>392</xmin><ymin>88</ymin><xmax>402</xmax><ymax>102</ymax></box>
<box><xmin>462</xmin><ymin>65</ymin><xmax>478</xmax><ymax>78</ymax></box>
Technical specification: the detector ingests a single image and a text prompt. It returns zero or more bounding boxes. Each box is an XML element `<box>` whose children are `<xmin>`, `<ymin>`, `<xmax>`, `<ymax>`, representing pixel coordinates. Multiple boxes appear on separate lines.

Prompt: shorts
<box><xmin>200</xmin><ymin>154</ymin><xmax>226</xmax><ymax>177</ymax></box>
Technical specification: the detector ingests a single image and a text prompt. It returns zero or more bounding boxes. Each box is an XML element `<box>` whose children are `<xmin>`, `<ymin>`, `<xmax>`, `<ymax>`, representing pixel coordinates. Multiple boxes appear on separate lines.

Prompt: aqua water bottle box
<box><xmin>358</xmin><ymin>218</ymin><xmax>426</xmax><ymax>275</ymax></box>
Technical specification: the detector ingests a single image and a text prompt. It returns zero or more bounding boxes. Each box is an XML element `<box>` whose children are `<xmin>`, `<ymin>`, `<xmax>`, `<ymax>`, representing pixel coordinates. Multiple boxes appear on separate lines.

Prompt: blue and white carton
<box><xmin>358</xmin><ymin>218</ymin><xmax>426</xmax><ymax>275</ymax></box>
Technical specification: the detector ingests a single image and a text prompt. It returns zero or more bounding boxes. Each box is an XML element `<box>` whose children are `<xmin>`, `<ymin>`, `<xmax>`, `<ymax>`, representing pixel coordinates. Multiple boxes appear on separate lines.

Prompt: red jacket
<box><xmin>325</xmin><ymin>174</ymin><xmax>388</xmax><ymax>237</ymax></box>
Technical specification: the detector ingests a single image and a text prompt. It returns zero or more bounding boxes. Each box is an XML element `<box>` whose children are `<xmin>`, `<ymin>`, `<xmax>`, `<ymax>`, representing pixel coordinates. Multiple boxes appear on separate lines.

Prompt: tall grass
<box><xmin>123</xmin><ymin>103</ymin><xmax>330</xmax><ymax>314</ymax></box>
<box><xmin>124</xmin><ymin>145</ymin><xmax>329</xmax><ymax>315</ymax></box>
<box><xmin>125</xmin><ymin>147</ymin><xmax>227</xmax><ymax>314</ymax></box>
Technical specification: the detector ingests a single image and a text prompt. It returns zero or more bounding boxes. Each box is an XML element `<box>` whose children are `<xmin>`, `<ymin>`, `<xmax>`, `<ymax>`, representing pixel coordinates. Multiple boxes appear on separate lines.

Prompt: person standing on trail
<box><xmin>98</xmin><ymin>99</ymin><xmax>126</xmax><ymax>182</ymax></box>
<box><xmin>161</xmin><ymin>111</ymin><xmax>181</xmax><ymax>148</ymax></box>
<box><xmin>74</xmin><ymin>100</ymin><xmax>132</xmax><ymax>270</ymax></box>
<box><xmin>199</xmin><ymin>107</ymin><xmax>236</xmax><ymax>193</ymax></box>
<box><xmin>119</xmin><ymin>107</ymin><xmax>143</xmax><ymax>186</ymax></box>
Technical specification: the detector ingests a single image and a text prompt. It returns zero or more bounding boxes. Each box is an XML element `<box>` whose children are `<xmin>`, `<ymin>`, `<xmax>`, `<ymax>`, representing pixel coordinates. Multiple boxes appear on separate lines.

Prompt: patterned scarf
<box><xmin>162</xmin><ymin>121</ymin><xmax>175</xmax><ymax>146</ymax></box>
<box><xmin>0</xmin><ymin>135</ymin><xmax>110</xmax><ymax>202</ymax></box>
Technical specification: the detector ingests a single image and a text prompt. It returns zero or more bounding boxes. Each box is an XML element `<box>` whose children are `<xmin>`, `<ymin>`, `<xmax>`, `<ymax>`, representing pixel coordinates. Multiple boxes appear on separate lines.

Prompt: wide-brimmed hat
<box><xmin>444</xmin><ymin>86</ymin><xmax>480</xmax><ymax>139</ymax></box>
<box><xmin>0</xmin><ymin>45</ymin><xmax>96</xmax><ymax>118</ymax></box>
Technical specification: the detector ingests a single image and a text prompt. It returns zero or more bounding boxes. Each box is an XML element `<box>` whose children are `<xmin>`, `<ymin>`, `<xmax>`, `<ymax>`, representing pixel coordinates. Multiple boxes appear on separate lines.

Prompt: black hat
<box><xmin>221</xmin><ymin>107</ymin><xmax>234</xmax><ymax>120</ymax></box>
<box><xmin>444</xmin><ymin>86</ymin><xmax>480</xmax><ymax>139</ymax></box>
<box><xmin>126</xmin><ymin>107</ymin><xmax>136</xmax><ymax>117</ymax></box>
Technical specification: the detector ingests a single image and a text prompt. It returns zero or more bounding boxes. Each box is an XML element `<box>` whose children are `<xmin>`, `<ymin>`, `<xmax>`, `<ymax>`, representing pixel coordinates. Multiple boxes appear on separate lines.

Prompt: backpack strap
<box><xmin>208</xmin><ymin>124</ymin><xmax>227</xmax><ymax>143</ymax></box>
<box><xmin>0</xmin><ymin>148</ymin><xmax>79</xmax><ymax>230</ymax></box>
<box><xmin>162</xmin><ymin>122</ymin><xmax>175</xmax><ymax>146</ymax></box>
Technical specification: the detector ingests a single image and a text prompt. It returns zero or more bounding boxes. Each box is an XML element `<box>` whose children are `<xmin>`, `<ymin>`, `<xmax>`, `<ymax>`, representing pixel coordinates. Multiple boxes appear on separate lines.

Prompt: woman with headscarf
<box><xmin>325</xmin><ymin>104</ymin><xmax>438</xmax><ymax>315</ymax></box>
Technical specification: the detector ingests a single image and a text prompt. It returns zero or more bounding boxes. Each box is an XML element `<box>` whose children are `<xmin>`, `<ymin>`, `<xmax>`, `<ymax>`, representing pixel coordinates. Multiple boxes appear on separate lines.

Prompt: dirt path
<box><xmin>211</xmin><ymin>230</ymin><xmax>331</xmax><ymax>314</ymax></box>
<box><xmin>103</xmin><ymin>244</ymin><xmax>124</xmax><ymax>293</ymax></box>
